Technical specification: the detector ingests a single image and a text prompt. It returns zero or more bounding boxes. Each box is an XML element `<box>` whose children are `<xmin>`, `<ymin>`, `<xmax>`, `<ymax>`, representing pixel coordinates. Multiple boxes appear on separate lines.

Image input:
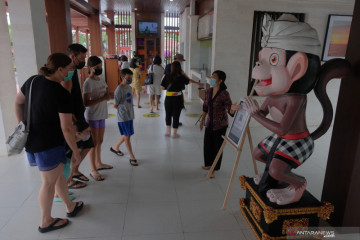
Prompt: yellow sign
<box><xmin>184</xmin><ymin>102</ymin><xmax>193</xmax><ymax>105</ymax></box>
<box><xmin>143</xmin><ymin>113</ymin><xmax>160</xmax><ymax>118</ymax></box>
<box><xmin>108</xmin><ymin>102</ymin><xmax>114</xmax><ymax>105</ymax></box>
<box><xmin>144</xmin><ymin>102</ymin><xmax>150</xmax><ymax>105</ymax></box>
<box><xmin>186</xmin><ymin>113</ymin><xmax>201</xmax><ymax>118</ymax></box>
<box><xmin>108</xmin><ymin>114</ymin><xmax>116</xmax><ymax>118</ymax></box>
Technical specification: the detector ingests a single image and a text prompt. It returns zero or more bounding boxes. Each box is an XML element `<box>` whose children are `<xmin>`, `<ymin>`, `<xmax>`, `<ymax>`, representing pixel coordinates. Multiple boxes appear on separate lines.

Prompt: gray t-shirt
<box><xmin>83</xmin><ymin>77</ymin><xmax>108</xmax><ymax>120</ymax></box>
<box><xmin>114</xmin><ymin>85</ymin><xmax>134</xmax><ymax>122</ymax></box>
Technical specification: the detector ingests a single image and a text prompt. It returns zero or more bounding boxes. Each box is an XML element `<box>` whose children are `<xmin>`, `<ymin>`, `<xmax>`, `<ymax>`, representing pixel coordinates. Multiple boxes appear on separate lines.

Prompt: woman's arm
<box><xmin>59</xmin><ymin>113</ymin><xmax>81</xmax><ymax>165</ymax></box>
<box><xmin>199</xmin><ymin>112</ymin><xmax>207</xmax><ymax>131</ymax></box>
<box><xmin>14</xmin><ymin>91</ymin><xmax>26</xmax><ymax>123</ymax></box>
<box><xmin>83</xmin><ymin>92</ymin><xmax>110</xmax><ymax>107</ymax></box>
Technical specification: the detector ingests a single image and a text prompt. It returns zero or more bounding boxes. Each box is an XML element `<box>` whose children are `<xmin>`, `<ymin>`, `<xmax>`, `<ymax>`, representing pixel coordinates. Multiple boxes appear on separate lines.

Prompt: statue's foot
<box><xmin>266</xmin><ymin>187</ymin><xmax>289</xmax><ymax>203</ymax></box>
<box><xmin>253</xmin><ymin>173</ymin><xmax>263</xmax><ymax>185</ymax></box>
<box><xmin>276</xmin><ymin>181</ymin><xmax>307</xmax><ymax>205</ymax></box>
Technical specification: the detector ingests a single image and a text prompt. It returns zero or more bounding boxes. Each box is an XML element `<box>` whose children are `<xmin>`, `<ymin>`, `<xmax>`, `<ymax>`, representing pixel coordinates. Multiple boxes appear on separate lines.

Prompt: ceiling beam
<box><xmin>69</xmin><ymin>0</ymin><xmax>98</xmax><ymax>16</ymax></box>
<box><xmin>101</xmin><ymin>15</ymin><xmax>112</xmax><ymax>26</ymax></box>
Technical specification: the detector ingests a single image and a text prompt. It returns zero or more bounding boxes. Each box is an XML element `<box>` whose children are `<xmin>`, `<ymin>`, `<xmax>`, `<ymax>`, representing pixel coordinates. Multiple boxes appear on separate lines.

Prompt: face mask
<box><xmin>81</xmin><ymin>133</ymin><xmax>91</xmax><ymax>141</ymax></box>
<box><xmin>76</xmin><ymin>61</ymin><xmax>86</xmax><ymax>69</ymax></box>
<box><xmin>126</xmin><ymin>78</ymin><xmax>132</xmax><ymax>85</ymax></box>
<box><xmin>209</xmin><ymin>78</ymin><xmax>217</xmax><ymax>87</ymax></box>
<box><xmin>64</xmin><ymin>71</ymin><xmax>75</xmax><ymax>81</ymax></box>
<box><xmin>94</xmin><ymin>68</ymin><xmax>102</xmax><ymax>75</ymax></box>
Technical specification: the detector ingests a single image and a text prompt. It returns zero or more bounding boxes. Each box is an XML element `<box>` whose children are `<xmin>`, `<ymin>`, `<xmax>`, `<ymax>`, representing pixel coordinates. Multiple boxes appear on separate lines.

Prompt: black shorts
<box><xmin>65</xmin><ymin>135</ymin><xmax>94</xmax><ymax>159</ymax></box>
<box><xmin>77</xmin><ymin>135</ymin><xmax>95</xmax><ymax>149</ymax></box>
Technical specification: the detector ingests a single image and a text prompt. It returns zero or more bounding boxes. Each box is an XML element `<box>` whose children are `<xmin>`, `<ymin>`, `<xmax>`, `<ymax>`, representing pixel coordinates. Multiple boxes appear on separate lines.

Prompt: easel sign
<box><xmin>226</xmin><ymin>100</ymin><xmax>250</xmax><ymax>148</ymax></box>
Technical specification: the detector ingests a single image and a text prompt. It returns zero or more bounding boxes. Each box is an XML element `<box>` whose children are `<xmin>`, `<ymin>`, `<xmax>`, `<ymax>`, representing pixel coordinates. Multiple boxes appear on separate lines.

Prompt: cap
<box><xmin>174</xmin><ymin>53</ymin><xmax>186</xmax><ymax>61</ymax></box>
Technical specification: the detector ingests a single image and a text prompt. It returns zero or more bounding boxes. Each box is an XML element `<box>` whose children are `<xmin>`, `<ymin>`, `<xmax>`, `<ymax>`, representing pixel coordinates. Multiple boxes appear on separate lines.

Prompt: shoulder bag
<box><xmin>144</xmin><ymin>64</ymin><xmax>154</xmax><ymax>85</ymax></box>
<box><xmin>6</xmin><ymin>76</ymin><xmax>39</xmax><ymax>154</ymax></box>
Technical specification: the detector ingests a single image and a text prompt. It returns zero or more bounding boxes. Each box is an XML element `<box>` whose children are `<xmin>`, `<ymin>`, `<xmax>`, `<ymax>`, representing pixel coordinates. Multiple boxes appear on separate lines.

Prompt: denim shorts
<box><xmin>26</xmin><ymin>146</ymin><xmax>67</xmax><ymax>171</ymax></box>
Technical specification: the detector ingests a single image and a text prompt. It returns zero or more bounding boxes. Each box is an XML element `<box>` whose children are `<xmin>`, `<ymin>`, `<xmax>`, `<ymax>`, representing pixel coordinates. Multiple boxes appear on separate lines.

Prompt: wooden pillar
<box><xmin>86</xmin><ymin>29</ymin><xmax>89</xmax><ymax>57</ymax></box>
<box><xmin>321</xmin><ymin>0</ymin><xmax>360</xmax><ymax>227</ymax></box>
<box><xmin>117</xmin><ymin>30</ymin><xmax>120</xmax><ymax>56</ymax></box>
<box><xmin>88</xmin><ymin>0</ymin><xmax>102</xmax><ymax>56</ymax></box>
<box><xmin>45</xmin><ymin>0</ymin><xmax>72</xmax><ymax>53</ymax></box>
<box><xmin>105</xmin><ymin>10</ymin><xmax>116</xmax><ymax>54</ymax></box>
<box><xmin>76</xmin><ymin>27</ymin><xmax>79</xmax><ymax>43</ymax></box>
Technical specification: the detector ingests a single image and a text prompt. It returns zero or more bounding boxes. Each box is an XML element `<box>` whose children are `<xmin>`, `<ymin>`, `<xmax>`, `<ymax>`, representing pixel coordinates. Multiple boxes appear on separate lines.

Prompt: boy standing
<box><xmin>111</xmin><ymin>69</ymin><xmax>138</xmax><ymax>166</ymax></box>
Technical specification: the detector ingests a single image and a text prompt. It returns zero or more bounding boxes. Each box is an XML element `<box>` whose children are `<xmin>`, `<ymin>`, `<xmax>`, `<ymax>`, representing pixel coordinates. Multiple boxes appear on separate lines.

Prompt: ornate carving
<box><xmin>261</xmin><ymin>233</ymin><xmax>272</xmax><ymax>240</ymax></box>
<box><xmin>282</xmin><ymin>218</ymin><xmax>309</xmax><ymax>235</ymax></box>
<box><xmin>239</xmin><ymin>198</ymin><xmax>246</xmax><ymax>208</ymax></box>
<box><xmin>318</xmin><ymin>202</ymin><xmax>334</xmax><ymax>220</ymax></box>
<box><xmin>263</xmin><ymin>206</ymin><xmax>278</xmax><ymax>224</ymax></box>
<box><xmin>239</xmin><ymin>175</ymin><xmax>247</xmax><ymax>190</ymax></box>
<box><xmin>250</xmin><ymin>197</ymin><xmax>262</xmax><ymax>222</ymax></box>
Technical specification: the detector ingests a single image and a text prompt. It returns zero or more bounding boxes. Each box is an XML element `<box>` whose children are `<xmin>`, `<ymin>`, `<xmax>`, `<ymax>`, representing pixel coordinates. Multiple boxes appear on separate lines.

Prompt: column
<box><xmin>131</xmin><ymin>11</ymin><xmax>136</xmax><ymax>57</ymax></box>
<box><xmin>86</xmin><ymin>29</ymin><xmax>89</xmax><ymax>56</ymax></box>
<box><xmin>76</xmin><ymin>27</ymin><xmax>79</xmax><ymax>43</ymax></box>
<box><xmin>45</xmin><ymin>0</ymin><xmax>72</xmax><ymax>53</ymax></box>
<box><xmin>321</xmin><ymin>0</ymin><xmax>360</xmax><ymax>227</ymax></box>
<box><xmin>161</xmin><ymin>12</ymin><xmax>165</xmax><ymax>62</ymax></box>
<box><xmin>0</xmin><ymin>2</ymin><xmax>18</xmax><ymax>155</ymax></box>
<box><xmin>7</xmin><ymin>0</ymin><xmax>50</xmax><ymax>86</ymax></box>
<box><xmin>105</xmin><ymin>10</ymin><xmax>116</xmax><ymax>54</ymax></box>
<box><xmin>188</xmin><ymin>13</ymin><xmax>201</xmax><ymax>100</ymax></box>
<box><xmin>88</xmin><ymin>0</ymin><xmax>102</xmax><ymax>56</ymax></box>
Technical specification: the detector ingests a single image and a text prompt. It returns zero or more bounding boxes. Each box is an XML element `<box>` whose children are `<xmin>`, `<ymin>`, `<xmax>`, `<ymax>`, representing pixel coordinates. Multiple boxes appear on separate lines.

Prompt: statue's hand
<box><xmin>244</xmin><ymin>97</ymin><xmax>260</xmax><ymax>116</ymax></box>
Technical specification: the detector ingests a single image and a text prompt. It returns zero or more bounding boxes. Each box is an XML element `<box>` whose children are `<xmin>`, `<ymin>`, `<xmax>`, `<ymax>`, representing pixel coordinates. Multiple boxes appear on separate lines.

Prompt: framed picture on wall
<box><xmin>226</xmin><ymin>100</ymin><xmax>250</xmax><ymax>148</ymax></box>
<box><xmin>197</xmin><ymin>9</ymin><xmax>214</xmax><ymax>40</ymax></box>
<box><xmin>322</xmin><ymin>15</ymin><xmax>352</xmax><ymax>61</ymax></box>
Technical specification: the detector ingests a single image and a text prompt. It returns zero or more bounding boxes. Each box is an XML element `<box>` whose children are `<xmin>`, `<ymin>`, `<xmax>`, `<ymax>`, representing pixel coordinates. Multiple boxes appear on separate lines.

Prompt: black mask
<box><xmin>76</xmin><ymin>61</ymin><xmax>86</xmax><ymax>69</ymax></box>
<box><xmin>94</xmin><ymin>69</ymin><xmax>103</xmax><ymax>75</ymax></box>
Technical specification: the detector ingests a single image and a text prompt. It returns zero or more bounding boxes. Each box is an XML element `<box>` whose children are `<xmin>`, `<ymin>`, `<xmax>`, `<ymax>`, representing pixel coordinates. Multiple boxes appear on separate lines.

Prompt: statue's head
<box><xmin>252</xmin><ymin>14</ymin><xmax>321</xmax><ymax>96</ymax></box>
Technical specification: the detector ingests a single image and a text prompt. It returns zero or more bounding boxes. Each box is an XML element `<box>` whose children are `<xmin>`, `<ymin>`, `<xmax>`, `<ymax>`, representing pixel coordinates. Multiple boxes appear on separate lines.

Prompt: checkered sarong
<box><xmin>258</xmin><ymin>133</ymin><xmax>314</xmax><ymax>168</ymax></box>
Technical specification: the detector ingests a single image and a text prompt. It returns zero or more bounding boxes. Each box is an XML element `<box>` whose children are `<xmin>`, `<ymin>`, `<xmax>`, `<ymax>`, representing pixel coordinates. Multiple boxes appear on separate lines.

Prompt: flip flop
<box><xmin>110</xmin><ymin>147</ymin><xmax>124</xmax><ymax>156</ymax></box>
<box><xmin>38</xmin><ymin>218</ymin><xmax>69</xmax><ymax>233</ymax></box>
<box><xmin>72</xmin><ymin>173</ymin><xmax>89</xmax><ymax>182</ymax></box>
<box><xmin>66</xmin><ymin>201</ymin><xmax>84</xmax><ymax>217</ymax></box>
<box><xmin>90</xmin><ymin>172</ymin><xmax>105</xmax><ymax>181</ymax></box>
<box><xmin>97</xmin><ymin>165</ymin><xmax>114</xmax><ymax>171</ymax></box>
<box><xmin>54</xmin><ymin>195</ymin><xmax>75</xmax><ymax>202</ymax></box>
<box><xmin>129</xmin><ymin>159</ymin><xmax>138</xmax><ymax>166</ymax></box>
<box><xmin>68</xmin><ymin>180</ymin><xmax>87</xmax><ymax>189</ymax></box>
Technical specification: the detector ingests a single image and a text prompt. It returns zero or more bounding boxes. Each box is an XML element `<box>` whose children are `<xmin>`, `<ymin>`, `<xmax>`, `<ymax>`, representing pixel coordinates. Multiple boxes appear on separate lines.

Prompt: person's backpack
<box><xmin>144</xmin><ymin>64</ymin><xmax>154</xmax><ymax>85</ymax></box>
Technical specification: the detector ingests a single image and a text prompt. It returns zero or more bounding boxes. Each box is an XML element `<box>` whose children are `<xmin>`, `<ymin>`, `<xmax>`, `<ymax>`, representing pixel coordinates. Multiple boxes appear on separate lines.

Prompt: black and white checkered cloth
<box><xmin>259</xmin><ymin>133</ymin><xmax>314</xmax><ymax>168</ymax></box>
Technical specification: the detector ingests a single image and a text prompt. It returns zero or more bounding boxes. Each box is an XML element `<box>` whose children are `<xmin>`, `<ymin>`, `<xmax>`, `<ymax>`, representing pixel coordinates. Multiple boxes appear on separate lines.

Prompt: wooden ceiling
<box><xmin>100</xmin><ymin>0</ymin><xmax>192</xmax><ymax>14</ymax></box>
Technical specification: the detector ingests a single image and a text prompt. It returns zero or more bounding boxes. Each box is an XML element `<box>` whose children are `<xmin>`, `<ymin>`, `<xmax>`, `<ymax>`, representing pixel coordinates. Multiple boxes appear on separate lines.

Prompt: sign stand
<box><xmin>206</xmin><ymin>80</ymin><xmax>259</xmax><ymax>210</ymax></box>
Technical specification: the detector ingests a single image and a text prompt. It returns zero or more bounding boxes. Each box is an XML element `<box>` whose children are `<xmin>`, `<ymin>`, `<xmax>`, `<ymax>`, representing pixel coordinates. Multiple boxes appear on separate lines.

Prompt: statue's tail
<box><xmin>310</xmin><ymin>59</ymin><xmax>352</xmax><ymax>140</ymax></box>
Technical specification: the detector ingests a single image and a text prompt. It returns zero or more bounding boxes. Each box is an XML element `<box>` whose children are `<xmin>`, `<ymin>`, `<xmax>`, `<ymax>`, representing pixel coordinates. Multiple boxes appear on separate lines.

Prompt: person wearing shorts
<box><xmin>111</xmin><ymin>68</ymin><xmax>138</xmax><ymax>166</ymax></box>
<box><xmin>15</xmin><ymin>53</ymin><xmax>84</xmax><ymax>233</ymax></box>
<box><xmin>83</xmin><ymin>56</ymin><xmax>112</xmax><ymax>181</ymax></box>
<box><xmin>147</xmin><ymin>55</ymin><xmax>164</xmax><ymax>113</ymax></box>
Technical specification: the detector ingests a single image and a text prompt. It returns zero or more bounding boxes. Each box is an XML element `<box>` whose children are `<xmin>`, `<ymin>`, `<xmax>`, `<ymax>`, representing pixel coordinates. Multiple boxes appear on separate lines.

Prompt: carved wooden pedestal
<box><xmin>239</xmin><ymin>176</ymin><xmax>334</xmax><ymax>240</ymax></box>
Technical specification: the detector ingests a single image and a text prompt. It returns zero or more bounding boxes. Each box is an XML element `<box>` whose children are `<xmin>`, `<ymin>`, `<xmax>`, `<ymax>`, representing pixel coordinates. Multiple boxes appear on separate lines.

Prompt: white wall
<box><xmin>211</xmin><ymin>0</ymin><xmax>354</xmax><ymax>126</ymax></box>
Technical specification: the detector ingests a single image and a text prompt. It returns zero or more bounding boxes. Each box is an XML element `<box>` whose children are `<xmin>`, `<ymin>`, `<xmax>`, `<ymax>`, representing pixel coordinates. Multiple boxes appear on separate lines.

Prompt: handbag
<box><xmin>6</xmin><ymin>76</ymin><xmax>38</xmax><ymax>154</ymax></box>
<box><xmin>144</xmin><ymin>64</ymin><xmax>154</xmax><ymax>85</ymax></box>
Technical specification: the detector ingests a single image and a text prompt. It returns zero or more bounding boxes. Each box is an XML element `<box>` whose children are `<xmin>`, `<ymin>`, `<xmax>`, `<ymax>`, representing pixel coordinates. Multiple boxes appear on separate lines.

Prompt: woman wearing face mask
<box><xmin>82</xmin><ymin>56</ymin><xmax>112</xmax><ymax>181</ymax></box>
<box><xmin>199</xmin><ymin>70</ymin><xmax>241</xmax><ymax>178</ymax></box>
<box><xmin>14</xmin><ymin>53</ymin><xmax>84</xmax><ymax>233</ymax></box>
<box><xmin>129</xmin><ymin>58</ymin><xmax>143</xmax><ymax>108</ymax></box>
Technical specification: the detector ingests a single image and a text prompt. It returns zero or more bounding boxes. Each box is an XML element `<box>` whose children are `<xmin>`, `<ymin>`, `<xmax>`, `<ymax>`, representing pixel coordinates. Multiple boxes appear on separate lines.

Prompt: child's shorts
<box><xmin>118</xmin><ymin>120</ymin><xmax>134</xmax><ymax>136</ymax></box>
<box><xmin>86</xmin><ymin>119</ymin><xmax>105</xmax><ymax>129</ymax></box>
<box><xmin>26</xmin><ymin>145</ymin><xmax>67</xmax><ymax>171</ymax></box>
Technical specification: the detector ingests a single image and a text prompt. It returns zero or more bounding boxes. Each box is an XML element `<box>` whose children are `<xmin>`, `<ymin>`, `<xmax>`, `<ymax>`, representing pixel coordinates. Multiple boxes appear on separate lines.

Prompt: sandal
<box><xmin>66</xmin><ymin>201</ymin><xmax>84</xmax><ymax>217</ymax></box>
<box><xmin>68</xmin><ymin>180</ymin><xmax>86</xmax><ymax>189</ymax></box>
<box><xmin>38</xmin><ymin>218</ymin><xmax>69</xmax><ymax>233</ymax></box>
<box><xmin>110</xmin><ymin>147</ymin><xmax>124</xmax><ymax>156</ymax></box>
<box><xmin>90</xmin><ymin>172</ymin><xmax>105</xmax><ymax>181</ymax></box>
<box><xmin>129</xmin><ymin>159</ymin><xmax>138</xmax><ymax>166</ymax></box>
<box><xmin>97</xmin><ymin>164</ymin><xmax>114</xmax><ymax>171</ymax></box>
<box><xmin>72</xmin><ymin>173</ymin><xmax>89</xmax><ymax>182</ymax></box>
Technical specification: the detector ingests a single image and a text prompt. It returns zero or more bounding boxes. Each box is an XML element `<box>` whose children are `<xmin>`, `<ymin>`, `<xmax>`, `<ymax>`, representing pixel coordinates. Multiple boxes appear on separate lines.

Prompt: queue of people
<box><xmin>14</xmin><ymin>48</ymin><xmax>240</xmax><ymax>233</ymax></box>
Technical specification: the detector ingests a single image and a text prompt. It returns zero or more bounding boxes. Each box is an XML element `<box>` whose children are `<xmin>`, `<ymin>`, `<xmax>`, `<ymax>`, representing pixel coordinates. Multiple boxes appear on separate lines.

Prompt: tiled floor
<box><xmin>0</xmin><ymin>91</ymin><xmax>339</xmax><ymax>240</ymax></box>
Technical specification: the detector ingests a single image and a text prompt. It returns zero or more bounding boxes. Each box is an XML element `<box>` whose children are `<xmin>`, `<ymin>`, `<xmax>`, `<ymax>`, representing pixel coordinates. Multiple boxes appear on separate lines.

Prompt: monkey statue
<box><xmin>244</xmin><ymin>14</ymin><xmax>351</xmax><ymax>205</ymax></box>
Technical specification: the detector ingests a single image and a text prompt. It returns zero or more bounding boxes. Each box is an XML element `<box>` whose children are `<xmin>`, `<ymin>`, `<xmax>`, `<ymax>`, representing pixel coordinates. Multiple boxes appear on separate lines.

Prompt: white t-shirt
<box><xmin>83</xmin><ymin>77</ymin><xmax>108</xmax><ymax>120</ymax></box>
<box><xmin>121</xmin><ymin>61</ymin><xmax>130</xmax><ymax>69</ymax></box>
